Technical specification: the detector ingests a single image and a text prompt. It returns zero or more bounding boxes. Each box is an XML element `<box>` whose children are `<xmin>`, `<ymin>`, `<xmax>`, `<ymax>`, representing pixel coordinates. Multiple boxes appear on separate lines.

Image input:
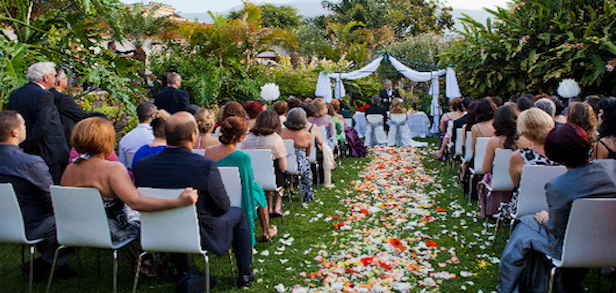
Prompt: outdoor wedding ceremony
<box><xmin>1</xmin><ymin>0</ymin><xmax>616</xmax><ymax>292</ymax></box>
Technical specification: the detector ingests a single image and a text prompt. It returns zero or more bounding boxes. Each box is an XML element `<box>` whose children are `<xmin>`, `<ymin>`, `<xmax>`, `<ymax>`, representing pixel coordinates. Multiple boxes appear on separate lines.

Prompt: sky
<box><xmin>121</xmin><ymin>0</ymin><xmax>510</xmax><ymax>14</ymax></box>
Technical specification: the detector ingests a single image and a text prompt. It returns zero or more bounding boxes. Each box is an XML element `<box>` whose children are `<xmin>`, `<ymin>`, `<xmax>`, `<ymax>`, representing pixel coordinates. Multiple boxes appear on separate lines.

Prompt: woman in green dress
<box><xmin>205</xmin><ymin>117</ymin><xmax>277</xmax><ymax>243</ymax></box>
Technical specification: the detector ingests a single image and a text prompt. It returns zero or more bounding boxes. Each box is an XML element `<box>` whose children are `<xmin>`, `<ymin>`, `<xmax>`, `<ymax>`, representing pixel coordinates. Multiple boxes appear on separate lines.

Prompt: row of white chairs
<box><xmin>0</xmin><ymin>166</ymin><xmax>243</xmax><ymax>293</ymax></box>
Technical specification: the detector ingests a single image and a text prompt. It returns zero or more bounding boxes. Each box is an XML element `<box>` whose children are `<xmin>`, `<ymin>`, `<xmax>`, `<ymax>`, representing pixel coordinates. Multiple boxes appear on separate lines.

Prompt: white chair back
<box><xmin>473</xmin><ymin>137</ymin><xmax>490</xmax><ymax>175</ymax></box>
<box><xmin>218</xmin><ymin>167</ymin><xmax>242</xmax><ymax>208</ymax></box>
<box><xmin>0</xmin><ymin>183</ymin><xmax>31</xmax><ymax>243</ymax></box>
<box><xmin>317</xmin><ymin>126</ymin><xmax>328</xmax><ymax>142</ymax></box>
<box><xmin>137</xmin><ymin>188</ymin><xmax>204</xmax><ymax>254</ymax></box>
<box><xmin>307</xmin><ymin>135</ymin><xmax>317</xmax><ymax>164</ymax></box>
<box><xmin>491</xmin><ymin>149</ymin><xmax>515</xmax><ymax>192</ymax></box>
<box><xmin>126</xmin><ymin>151</ymin><xmax>136</xmax><ymax>170</ymax></box>
<box><xmin>556</xmin><ymin>198</ymin><xmax>616</xmax><ymax>268</ymax></box>
<box><xmin>455</xmin><ymin>128</ymin><xmax>464</xmax><ymax>156</ymax></box>
<box><xmin>50</xmin><ymin>186</ymin><xmax>115</xmax><ymax>248</ymax></box>
<box><xmin>352</xmin><ymin>112</ymin><xmax>366</xmax><ymax>138</ymax></box>
<box><xmin>283</xmin><ymin>139</ymin><xmax>298</xmax><ymax>175</ymax></box>
<box><xmin>242</xmin><ymin>149</ymin><xmax>277</xmax><ymax>191</ymax></box>
<box><xmin>445</xmin><ymin>122</ymin><xmax>454</xmax><ymax>149</ymax></box>
<box><xmin>516</xmin><ymin>165</ymin><xmax>568</xmax><ymax>217</ymax></box>
<box><xmin>463</xmin><ymin>131</ymin><xmax>473</xmax><ymax>163</ymax></box>
<box><xmin>192</xmin><ymin>149</ymin><xmax>206</xmax><ymax>156</ymax></box>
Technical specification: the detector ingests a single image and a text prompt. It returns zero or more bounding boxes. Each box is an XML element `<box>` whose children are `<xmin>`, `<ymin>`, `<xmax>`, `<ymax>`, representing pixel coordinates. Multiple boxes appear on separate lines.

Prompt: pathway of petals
<box><xmin>268</xmin><ymin>146</ymin><xmax>500</xmax><ymax>293</ymax></box>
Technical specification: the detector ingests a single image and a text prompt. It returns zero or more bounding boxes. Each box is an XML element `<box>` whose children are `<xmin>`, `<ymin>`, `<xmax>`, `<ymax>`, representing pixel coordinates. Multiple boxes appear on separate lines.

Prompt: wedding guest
<box><xmin>154</xmin><ymin>72</ymin><xmax>189</xmax><ymax>114</ymax></box>
<box><xmin>470</xmin><ymin>98</ymin><xmax>497</xmax><ymax>153</ymax></box>
<box><xmin>132</xmin><ymin>110</ymin><xmax>170</xmax><ymax>170</ymax></box>
<box><xmin>551</xmin><ymin>96</ymin><xmax>567</xmax><ymax>124</ymax></box>
<box><xmin>309</xmin><ymin>98</ymin><xmax>335</xmax><ymax>149</ymax></box>
<box><xmin>51</xmin><ymin>68</ymin><xmax>91</xmax><ymax>148</ymax></box>
<box><xmin>118</xmin><ymin>102</ymin><xmax>156</xmax><ymax>167</ymax></box>
<box><xmin>280</xmin><ymin>108</ymin><xmax>314</xmax><ymax>202</ymax></box>
<box><xmin>273</xmin><ymin>101</ymin><xmax>288</xmax><ymax>125</ymax></box>
<box><xmin>432</xmin><ymin>97</ymin><xmax>463</xmax><ymax>160</ymax></box>
<box><xmin>534</xmin><ymin>98</ymin><xmax>556</xmax><ymax>117</ymax></box>
<box><xmin>205</xmin><ymin>117</ymin><xmax>276</xmax><ymax>243</ymax></box>
<box><xmin>567</xmin><ymin>102</ymin><xmax>598</xmax><ymax>143</ymax></box>
<box><xmin>244</xmin><ymin>101</ymin><xmax>263</xmax><ymax>130</ymax></box>
<box><xmin>194</xmin><ymin>108</ymin><xmax>220</xmax><ymax>149</ymax></box>
<box><xmin>595</xmin><ymin>97</ymin><xmax>616</xmax><ymax>160</ymax></box>
<box><xmin>240</xmin><ymin>110</ymin><xmax>288</xmax><ymax>217</ymax></box>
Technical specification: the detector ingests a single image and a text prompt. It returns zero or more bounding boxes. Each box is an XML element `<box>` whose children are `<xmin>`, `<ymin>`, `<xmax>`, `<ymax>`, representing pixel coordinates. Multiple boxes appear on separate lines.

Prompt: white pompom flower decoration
<box><xmin>557</xmin><ymin>78</ymin><xmax>581</xmax><ymax>98</ymax></box>
<box><xmin>260</xmin><ymin>83</ymin><xmax>280</xmax><ymax>101</ymax></box>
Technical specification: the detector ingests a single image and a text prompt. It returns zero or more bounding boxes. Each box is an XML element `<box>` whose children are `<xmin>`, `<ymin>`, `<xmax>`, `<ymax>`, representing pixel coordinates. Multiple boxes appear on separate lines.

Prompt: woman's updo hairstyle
<box><xmin>219</xmin><ymin>117</ymin><xmax>248</xmax><ymax>145</ymax></box>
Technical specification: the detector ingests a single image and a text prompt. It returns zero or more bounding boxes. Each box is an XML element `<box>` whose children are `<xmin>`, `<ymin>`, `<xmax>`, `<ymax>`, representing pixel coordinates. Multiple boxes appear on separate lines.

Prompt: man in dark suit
<box><xmin>365</xmin><ymin>95</ymin><xmax>389</xmax><ymax>131</ymax></box>
<box><xmin>50</xmin><ymin>69</ymin><xmax>91</xmax><ymax>148</ymax></box>
<box><xmin>154</xmin><ymin>72</ymin><xmax>190</xmax><ymax>114</ymax></box>
<box><xmin>7</xmin><ymin>62</ymin><xmax>69</xmax><ymax>184</ymax></box>
<box><xmin>134</xmin><ymin>112</ymin><xmax>254</xmax><ymax>288</ymax></box>
<box><xmin>0</xmin><ymin>111</ymin><xmax>74</xmax><ymax>279</ymax></box>
<box><xmin>379</xmin><ymin>80</ymin><xmax>399</xmax><ymax>110</ymax></box>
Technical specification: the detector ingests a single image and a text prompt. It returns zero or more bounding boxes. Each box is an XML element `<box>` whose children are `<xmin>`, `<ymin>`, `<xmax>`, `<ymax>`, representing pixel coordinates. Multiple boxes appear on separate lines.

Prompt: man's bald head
<box><xmin>165</xmin><ymin>111</ymin><xmax>198</xmax><ymax>147</ymax></box>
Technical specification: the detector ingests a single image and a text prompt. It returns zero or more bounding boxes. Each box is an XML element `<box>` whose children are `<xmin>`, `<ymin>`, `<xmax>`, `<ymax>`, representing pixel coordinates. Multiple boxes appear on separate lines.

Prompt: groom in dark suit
<box><xmin>378</xmin><ymin>79</ymin><xmax>399</xmax><ymax>110</ymax></box>
<box><xmin>154</xmin><ymin>72</ymin><xmax>190</xmax><ymax>114</ymax></box>
<box><xmin>7</xmin><ymin>62</ymin><xmax>68</xmax><ymax>184</ymax></box>
<box><xmin>133</xmin><ymin>112</ymin><xmax>254</xmax><ymax>288</ymax></box>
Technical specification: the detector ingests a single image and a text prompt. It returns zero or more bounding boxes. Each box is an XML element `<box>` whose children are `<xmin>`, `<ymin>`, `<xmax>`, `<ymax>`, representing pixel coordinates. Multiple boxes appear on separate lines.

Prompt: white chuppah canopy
<box><xmin>314</xmin><ymin>55</ymin><xmax>462</xmax><ymax>133</ymax></box>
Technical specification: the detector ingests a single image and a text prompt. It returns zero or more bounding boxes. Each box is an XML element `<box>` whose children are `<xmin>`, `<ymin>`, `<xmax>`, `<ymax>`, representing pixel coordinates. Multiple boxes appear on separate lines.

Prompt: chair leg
<box><xmin>45</xmin><ymin>245</ymin><xmax>64</xmax><ymax>293</ymax></box>
<box><xmin>29</xmin><ymin>245</ymin><xmax>35</xmax><ymax>293</ymax></box>
<box><xmin>548</xmin><ymin>266</ymin><xmax>557</xmax><ymax>293</ymax></box>
<box><xmin>97</xmin><ymin>249</ymin><xmax>101</xmax><ymax>276</ymax></box>
<box><xmin>316</xmin><ymin>162</ymin><xmax>321</xmax><ymax>190</ymax></box>
<box><xmin>113</xmin><ymin>250</ymin><xmax>119</xmax><ymax>293</ymax></box>
<box><xmin>228</xmin><ymin>249</ymin><xmax>235</xmax><ymax>276</ymax></box>
<box><xmin>598</xmin><ymin>268</ymin><xmax>602</xmax><ymax>293</ymax></box>
<box><xmin>468</xmin><ymin>173</ymin><xmax>474</xmax><ymax>205</ymax></box>
<box><xmin>132</xmin><ymin>252</ymin><xmax>148</xmax><ymax>293</ymax></box>
<box><xmin>22</xmin><ymin>245</ymin><xmax>26</xmax><ymax>267</ymax></box>
<box><xmin>203</xmin><ymin>253</ymin><xmax>210</xmax><ymax>293</ymax></box>
<box><xmin>493</xmin><ymin>219</ymin><xmax>500</xmax><ymax>245</ymax></box>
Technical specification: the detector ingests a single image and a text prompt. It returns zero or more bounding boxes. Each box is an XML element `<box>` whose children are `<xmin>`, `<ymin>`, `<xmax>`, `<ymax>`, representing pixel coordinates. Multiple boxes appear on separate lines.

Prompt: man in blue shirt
<box><xmin>0</xmin><ymin>110</ymin><xmax>74</xmax><ymax>279</ymax></box>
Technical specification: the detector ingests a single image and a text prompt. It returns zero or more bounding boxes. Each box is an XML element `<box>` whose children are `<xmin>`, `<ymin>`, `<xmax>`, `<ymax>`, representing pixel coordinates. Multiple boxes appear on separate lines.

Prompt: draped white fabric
<box><xmin>314</xmin><ymin>55</ymin><xmax>462</xmax><ymax>133</ymax></box>
<box><xmin>315</xmin><ymin>56</ymin><xmax>384</xmax><ymax>102</ymax></box>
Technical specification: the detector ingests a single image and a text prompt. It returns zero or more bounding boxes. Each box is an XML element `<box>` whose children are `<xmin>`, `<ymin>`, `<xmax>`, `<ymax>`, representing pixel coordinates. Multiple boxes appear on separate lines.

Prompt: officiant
<box><xmin>379</xmin><ymin>80</ymin><xmax>399</xmax><ymax>110</ymax></box>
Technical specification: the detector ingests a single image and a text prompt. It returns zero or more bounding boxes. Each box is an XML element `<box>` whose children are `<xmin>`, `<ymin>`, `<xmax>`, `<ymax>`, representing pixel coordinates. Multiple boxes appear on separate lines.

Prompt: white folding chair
<box><xmin>192</xmin><ymin>149</ymin><xmax>206</xmax><ymax>156</ymax></box>
<box><xmin>468</xmin><ymin>137</ymin><xmax>490</xmax><ymax>204</ymax></box>
<box><xmin>344</xmin><ymin>118</ymin><xmax>353</xmax><ymax>129</ymax></box>
<box><xmin>126</xmin><ymin>151</ymin><xmax>136</xmax><ymax>171</ymax></box>
<box><xmin>307</xmin><ymin>135</ymin><xmax>320</xmax><ymax>189</ymax></box>
<box><xmin>132</xmin><ymin>188</ymin><xmax>210</xmax><ymax>293</ymax></box>
<box><xmin>218</xmin><ymin>167</ymin><xmax>242</xmax><ymax>208</ymax></box>
<box><xmin>243</xmin><ymin>149</ymin><xmax>287</xmax><ymax>228</ymax></box>
<box><xmin>549</xmin><ymin>198</ymin><xmax>616</xmax><ymax>293</ymax></box>
<box><xmin>482</xmin><ymin>149</ymin><xmax>515</xmax><ymax>220</ymax></box>
<box><xmin>444</xmin><ymin>121</ymin><xmax>455</xmax><ymax>169</ymax></box>
<box><xmin>352</xmin><ymin>112</ymin><xmax>366</xmax><ymax>138</ymax></box>
<box><xmin>454</xmin><ymin>128</ymin><xmax>464</xmax><ymax>158</ymax></box>
<box><xmin>283</xmin><ymin>140</ymin><xmax>299</xmax><ymax>202</ymax></box>
<box><xmin>0</xmin><ymin>183</ymin><xmax>46</xmax><ymax>293</ymax></box>
<box><xmin>365</xmin><ymin>115</ymin><xmax>387</xmax><ymax>146</ymax></box>
<box><xmin>47</xmin><ymin>186</ymin><xmax>137</xmax><ymax>293</ymax></box>
<box><xmin>515</xmin><ymin>165</ymin><xmax>568</xmax><ymax>218</ymax></box>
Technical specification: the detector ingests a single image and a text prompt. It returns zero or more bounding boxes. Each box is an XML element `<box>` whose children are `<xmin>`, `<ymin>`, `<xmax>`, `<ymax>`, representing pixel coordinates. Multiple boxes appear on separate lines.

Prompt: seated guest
<box><xmin>205</xmin><ymin>117</ymin><xmax>276</xmax><ymax>243</ymax></box>
<box><xmin>241</xmin><ymin>110</ymin><xmax>288</xmax><ymax>217</ymax></box>
<box><xmin>516</xmin><ymin>96</ymin><xmax>532</xmax><ymax>112</ymax></box>
<box><xmin>214</xmin><ymin>101</ymin><xmax>248</xmax><ymax>136</ymax></box>
<box><xmin>498</xmin><ymin>123</ymin><xmax>616</xmax><ymax>293</ymax></box>
<box><xmin>470</xmin><ymin>98</ymin><xmax>497</xmax><ymax>154</ymax></box>
<box><xmin>551</xmin><ymin>96</ymin><xmax>567</xmax><ymax>124</ymax></box>
<box><xmin>595</xmin><ymin>97</ymin><xmax>616</xmax><ymax>160</ymax></box>
<box><xmin>193</xmin><ymin>108</ymin><xmax>219</xmax><ymax>149</ymax></box>
<box><xmin>534</xmin><ymin>98</ymin><xmax>556</xmax><ymax>118</ymax></box>
<box><xmin>286</xmin><ymin>97</ymin><xmax>301</xmax><ymax>110</ymax></box>
<box><xmin>61</xmin><ymin>117</ymin><xmax>197</xmax><ymax>277</ymax></box>
<box><xmin>280</xmin><ymin>108</ymin><xmax>314</xmax><ymax>202</ymax></box>
<box><xmin>299</xmin><ymin>102</ymin><xmax>325</xmax><ymax>183</ymax></box>
<box><xmin>432</xmin><ymin>97</ymin><xmax>464</xmax><ymax>160</ymax></box>
<box><xmin>479</xmin><ymin>105</ymin><xmax>531</xmax><ymax>218</ymax></box>
<box><xmin>496</xmin><ymin>108</ymin><xmax>556</xmax><ymax>221</ymax></box>
<box><xmin>119</xmin><ymin>102</ymin><xmax>156</xmax><ymax>167</ymax></box>
<box><xmin>329</xmin><ymin>99</ymin><xmax>347</xmax><ymax>127</ymax></box>
<box><xmin>309</xmin><ymin>98</ymin><xmax>335</xmax><ymax>149</ymax></box>
<box><xmin>134</xmin><ymin>112</ymin><xmax>254</xmax><ymax>287</ymax></box>
<box><xmin>328</xmin><ymin>103</ymin><xmax>346</xmax><ymax>149</ymax></box>
<box><xmin>244</xmin><ymin>101</ymin><xmax>263</xmax><ymax>130</ymax></box>
<box><xmin>273</xmin><ymin>101</ymin><xmax>288</xmax><ymax>125</ymax></box>
<box><xmin>132</xmin><ymin>110</ymin><xmax>170</xmax><ymax>170</ymax></box>
<box><xmin>365</xmin><ymin>95</ymin><xmax>388</xmax><ymax>130</ymax></box>
<box><xmin>256</xmin><ymin>98</ymin><xmax>267</xmax><ymax>111</ymax></box>
<box><xmin>567</xmin><ymin>102</ymin><xmax>598</xmax><ymax>144</ymax></box>
<box><xmin>0</xmin><ymin>110</ymin><xmax>75</xmax><ymax>279</ymax></box>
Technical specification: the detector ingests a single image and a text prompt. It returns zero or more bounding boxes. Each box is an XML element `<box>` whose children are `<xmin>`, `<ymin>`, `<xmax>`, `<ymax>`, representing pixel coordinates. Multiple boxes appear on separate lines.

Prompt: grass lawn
<box><xmin>0</xmin><ymin>140</ymin><xmax>612</xmax><ymax>292</ymax></box>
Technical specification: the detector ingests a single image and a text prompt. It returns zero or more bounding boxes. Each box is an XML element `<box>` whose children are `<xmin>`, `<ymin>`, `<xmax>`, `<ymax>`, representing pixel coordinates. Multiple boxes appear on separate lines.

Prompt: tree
<box><xmin>386</xmin><ymin>33</ymin><xmax>453</xmax><ymax>65</ymax></box>
<box><xmin>117</xmin><ymin>3</ymin><xmax>175</xmax><ymax>49</ymax></box>
<box><xmin>228</xmin><ymin>3</ymin><xmax>302</xmax><ymax>29</ymax></box>
<box><xmin>322</xmin><ymin>0</ymin><xmax>453</xmax><ymax>40</ymax></box>
<box><xmin>440</xmin><ymin>0</ymin><xmax>616</xmax><ymax>97</ymax></box>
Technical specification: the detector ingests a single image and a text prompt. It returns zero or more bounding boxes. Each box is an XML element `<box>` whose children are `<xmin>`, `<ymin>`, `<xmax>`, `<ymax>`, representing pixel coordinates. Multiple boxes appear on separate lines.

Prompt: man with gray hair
<box><xmin>379</xmin><ymin>79</ymin><xmax>399</xmax><ymax>110</ymax></box>
<box><xmin>534</xmin><ymin>98</ymin><xmax>556</xmax><ymax>117</ymax></box>
<box><xmin>7</xmin><ymin>62</ymin><xmax>68</xmax><ymax>184</ymax></box>
<box><xmin>50</xmin><ymin>68</ymin><xmax>91</xmax><ymax>148</ymax></box>
<box><xmin>154</xmin><ymin>72</ymin><xmax>190</xmax><ymax>114</ymax></box>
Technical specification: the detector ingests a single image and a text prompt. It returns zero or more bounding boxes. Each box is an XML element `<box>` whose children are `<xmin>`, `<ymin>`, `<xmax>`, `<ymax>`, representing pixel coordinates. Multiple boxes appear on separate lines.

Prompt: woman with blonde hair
<box><xmin>193</xmin><ymin>108</ymin><xmax>220</xmax><ymax>149</ymax></box>
<box><xmin>309</xmin><ymin>98</ymin><xmax>335</xmax><ymax>149</ymax></box>
<box><xmin>389</xmin><ymin>98</ymin><xmax>407</xmax><ymax>114</ymax></box>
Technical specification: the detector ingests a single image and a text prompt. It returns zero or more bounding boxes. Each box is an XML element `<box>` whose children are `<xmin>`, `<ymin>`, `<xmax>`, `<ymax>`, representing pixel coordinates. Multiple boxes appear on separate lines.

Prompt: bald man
<box><xmin>133</xmin><ymin>112</ymin><xmax>254</xmax><ymax>288</ymax></box>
